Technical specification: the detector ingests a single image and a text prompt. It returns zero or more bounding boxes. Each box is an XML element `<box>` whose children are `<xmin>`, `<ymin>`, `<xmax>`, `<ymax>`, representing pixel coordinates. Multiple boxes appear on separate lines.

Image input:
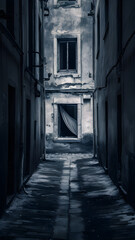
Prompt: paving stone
<box><xmin>69</xmin><ymin>232</ymin><xmax>84</xmax><ymax>240</ymax></box>
<box><xmin>70</xmin><ymin>214</ymin><xmax>84</xmax><ymax>233</ymax></box>
<box><xmin>1</xmin><ymin>153</ymin><xmax>135</xmax><ymax>240</ymax></box>
<box><xmin>53</xmin><ymin>217</ymin><xmax>68</xmax><ymax>239</ymax></box>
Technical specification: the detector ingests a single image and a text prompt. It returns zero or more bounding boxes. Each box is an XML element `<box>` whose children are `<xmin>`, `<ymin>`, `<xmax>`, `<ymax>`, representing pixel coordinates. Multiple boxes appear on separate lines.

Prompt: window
<box><xmin>54</xmin><ymin>34</ymin><xmax>81</xmax><ymax>77</ymax></box>
<box><xmin>96</xmin><ymin>10</ymin><xmax>100</xmax><ymax>58</ymax></box>
<box><xmin>103</xmin><ymin>0</ymin><xmax>109</xmax><ymax>39</ymax></box>
<box><xmin>53</xmin><ymin>98</ymin><xmax>82</xmax><ymax>141</ymax></box>
<box><xmin>28</xmin><ymin>0</ymin><xmax>33</xmax><ymax>70</ymax></box>
<box><xmin>6</xmin><ymin>0</ymin><xmax>14</xmax><ymax>36</ymax></box>
<box><xmin>105</xmin><ymin>0</ymin><xmax>109</xmax><ymax>29</ymax></box>
<box><xmin>117</xmin><ymin>0</ymin><xmax>122</xmax><ymax>55</ymax></box>
<box><xmin>58</xmin><ymin>104</ymin><xmax>77</xmax><ymax>138</ymax></box>
<box><xmin>39</xmin><ymin>19</ymin><xmax>43</xmax><ymax>82</ymax></box>
<box><xmin>58</xmin><ymin>39</ymin><xmax>77</xmax><ymax>72</ymax></box>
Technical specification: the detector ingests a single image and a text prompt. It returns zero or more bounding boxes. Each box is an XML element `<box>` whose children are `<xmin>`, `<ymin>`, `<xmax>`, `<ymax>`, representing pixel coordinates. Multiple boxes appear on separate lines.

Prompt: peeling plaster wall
<box><xmin>45</xmin><ymin>0</ymin><xmax>94</xmax><ymax>90</ymax></box>
<box><xmin>45</xmin><ymin>92</ymin><xmax>93</xmax><ymax>153</ymax></box>
<box><xmin>45</xmin><ymin>0</ymin><xmax>94</xmax><ymax>153</ymax></box>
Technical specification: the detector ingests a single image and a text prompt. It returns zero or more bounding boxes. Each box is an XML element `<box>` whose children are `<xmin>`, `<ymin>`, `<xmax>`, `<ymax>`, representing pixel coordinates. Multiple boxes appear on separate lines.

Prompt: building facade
<box><xmin>0</xmin><ymin>0</ymin><xmax>46</xmax><ymax>214</ymax></box>
<box><xmin>45</xmin><ymin>0</ymin><xmax>94</xmax><ymax>153</ymax></box>
<box><xmin>93</xmin><ymin>0</ymin><xmax>135</xmax><ymax>207</ymax></box>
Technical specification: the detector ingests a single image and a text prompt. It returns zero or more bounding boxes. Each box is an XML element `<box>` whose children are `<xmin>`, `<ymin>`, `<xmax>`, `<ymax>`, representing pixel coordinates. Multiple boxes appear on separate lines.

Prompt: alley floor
<box><xmin>1</xmin><ymin>154</ymin><xmax>135</xmax><ymax>240</ymax></box>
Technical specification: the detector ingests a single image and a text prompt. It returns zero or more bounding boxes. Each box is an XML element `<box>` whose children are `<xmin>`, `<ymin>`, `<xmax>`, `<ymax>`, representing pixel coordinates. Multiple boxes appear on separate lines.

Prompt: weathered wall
<box><xmin>0</xmin><ymin>0</ymin><xmax>22</xmax><ymax>213</ymax></box>
<box><xmin>0</xmin><ymin>0</ymin><xmax>45</xmax><ymax>215</ymax></box>
<box><xmin>46</xmin><ymin>92</ymin><xmax>93</xmax><ymax>153</ymax></box>
<box><xmin>45</xmin><ymin>0</ymin><xmax>93</xmax><ymax>89</ymax></box>
<box><xmin>45</xmin><ymin>0</ymin><xmax>94</xmax><ymax>153</ymax></box>
<box><xmin>94</xmin><ymin>0</ymin><xmax>135</xmax><ymax>207</ymax></box>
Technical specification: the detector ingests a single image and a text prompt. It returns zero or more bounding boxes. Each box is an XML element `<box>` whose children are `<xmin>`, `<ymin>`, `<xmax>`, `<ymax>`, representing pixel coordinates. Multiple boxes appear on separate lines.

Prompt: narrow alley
<box><xmin>1</xmin><ymin>0</ymin><xmax>135</xmax><ymax>239</ymax></box>
<box><xmin>1</xmin><ymin>153</ymin><xmax>135</xmax><ymax>240</ymax></box>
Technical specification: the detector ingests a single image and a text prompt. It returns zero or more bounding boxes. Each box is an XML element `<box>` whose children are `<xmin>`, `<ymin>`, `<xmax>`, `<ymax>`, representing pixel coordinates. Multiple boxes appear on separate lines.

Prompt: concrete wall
<box><xmin>45</xmin><ymin>0</ymin><xmax>94</xmax><ymax>153</ymax></box>
<box><xmin>0</xmin><ymin>0</ymin><xmax>46</xmax><ymax>215</ymax></box>
<box><xmin>94</xmin><ymin>0</ymin><xmax>135</xmax><ymax>207</ymax></box>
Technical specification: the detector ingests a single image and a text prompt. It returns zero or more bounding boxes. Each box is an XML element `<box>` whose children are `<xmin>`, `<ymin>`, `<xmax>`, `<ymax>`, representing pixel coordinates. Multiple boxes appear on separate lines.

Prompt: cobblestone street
<box><xmin>0</xmin><ymin>153</ymin><xmax>135</xmax><ymax>240</ymax></box>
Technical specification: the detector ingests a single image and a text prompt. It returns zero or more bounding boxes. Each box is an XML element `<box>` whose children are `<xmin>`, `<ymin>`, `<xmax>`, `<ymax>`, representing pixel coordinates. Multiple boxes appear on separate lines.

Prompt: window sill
<box><xmin>54</xmin><ymin>72</ymin><xmax>81</xmax><ymax>78</ymax></box>
<box><xmin>55</xmin><ymin>1</ymin><xmax>80</xmax><ymax>8</ymax></box>
<box><xmin>54</xmin><ymin>137</ymin><xmax>81</xmax><ymax>142</ymax></box>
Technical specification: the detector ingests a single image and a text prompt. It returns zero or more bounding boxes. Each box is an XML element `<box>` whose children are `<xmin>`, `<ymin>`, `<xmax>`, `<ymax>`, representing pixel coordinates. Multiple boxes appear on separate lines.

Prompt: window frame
<box><xmin>103</xmin><ymin>0</ymin><xmax>109</xmax><ymax>40</ymax></box>
<box><xmin>96</xmin><ymin>9</ymin><xmax>100</xmax><ymax>59</ymax></box>
<box><xmin>58</xmin><ymin>104</ymin><xmax>78</xmax><ymax>138</ymax></box>
<box><xmin>54</xmin><ymin>34</ymin><xmax>81</xmax><ymax>78</ymax></box>
<box><xmin>58</xmin><ymin>38</ymin><xmax>77</xmax><ymax>72</ymax></box>
<box><xmin>6</xmin><ymin>0</ymin><xmax>14</xmax><ymax>36</ymax></box>
<box><xmin>53</xmin><ymin>97</ymin><xmax>82</xmax><ymax>142</ymax></box>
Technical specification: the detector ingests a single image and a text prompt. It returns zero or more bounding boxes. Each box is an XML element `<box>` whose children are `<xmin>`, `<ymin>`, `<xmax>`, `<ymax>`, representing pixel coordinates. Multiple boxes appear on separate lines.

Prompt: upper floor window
<box><xmin>54</xmin><ymin>34</ymin><xmax>81</xmax><ymax>78</ymax></box>
<box><xmin>58</xmin><ymin>39</ymin><xmax>77</xmax><ymax>72</ymax></box>
<box><xmin>6</xmin><ymin>0</ymin><xmax>14</xmax><ymax>36</ymax></box>
<box><xmin>105</xmin><ymin>0</ymin><xmax>109</xmax><ymax>28</ymax></box>
<box><xmin>117</xmin><ymin>0</ymin><xmax>122</xmax><ymax>55</ymax></box>
<box><xmin>103</xmin><ymin>0</ymin><xmax>109</xmax><ymax>40</ymax></box>
<box><xmin>96</xmin><ymin>10</ymin><xmax>100</xmax><ymax>58</ymax></box>
<box><xmin>28</xmin><ymin>0</ymin><xmax>33</xmax><ymax>70</ymax></box>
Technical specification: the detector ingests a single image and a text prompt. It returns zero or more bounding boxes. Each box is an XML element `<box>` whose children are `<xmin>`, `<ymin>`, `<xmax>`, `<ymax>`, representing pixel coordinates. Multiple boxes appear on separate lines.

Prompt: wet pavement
<box><xmin>1</xmin><ymin>153</ymin><xmax>135</xmax><ymax>239</ymax></box>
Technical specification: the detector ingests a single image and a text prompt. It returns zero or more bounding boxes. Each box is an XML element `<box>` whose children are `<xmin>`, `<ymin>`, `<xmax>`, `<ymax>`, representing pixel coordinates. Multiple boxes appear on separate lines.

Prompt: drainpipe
<box><xmin>92</xmin><ymin>92</ymin><xmax>96</xmax><ymax>158</ymax></box>
<box><xmin>92</xmin><ymin>0</ymin><xmax>96</xmax><ymax>158</ymax></box>
<box><xmin>42</xmin><ymin>0</ymin><xmax>46</xmax><ymax>160</ymax></box>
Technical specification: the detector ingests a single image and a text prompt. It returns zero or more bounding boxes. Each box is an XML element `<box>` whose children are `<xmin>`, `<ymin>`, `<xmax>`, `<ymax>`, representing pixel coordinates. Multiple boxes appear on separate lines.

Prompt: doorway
<box><xmin>7</xmin><ymin>85</ymin><xmax>15</xmax><ymax>196</ymax></box>
<box><xmin>117</xmin><ymin>95</ymin><xmax>122</xmax><ymax>181</ymax></box>
<box><xmin>24</xmin><ymin>99</ymin><xmax>31</xmax><ymax>178</ymax></box>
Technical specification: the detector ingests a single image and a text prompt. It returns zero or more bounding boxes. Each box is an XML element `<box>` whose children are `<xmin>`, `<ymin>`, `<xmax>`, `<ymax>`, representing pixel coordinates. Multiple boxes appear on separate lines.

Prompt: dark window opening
<box><xmin>103</xmin><ymin>0</ymin><xmax>109</xmax><ymax>40</ymax></box>
<box><xmin>7</xmin><ymin>85</ymin><xmax>15</xmax><ymax>196</ymax></box>
<box><xmin>117</xmin><ymin>0</ymin><xmax>122</xmax><ymax>56</ymax></box>
<box><xmin>58</xmin><ymin>39</ymin><xmax>77</xmax><ymax>71</ymax></box>
<box><xmin>105</xmin><ymin>0</ymin><xmax>109</xmax><ymax>28</ymax></box>
<box><xmin>68</xmin><ymin>41</ymin><xmax>76</xmax><ymax>69</ymax></box>
<box><xmin>28</xmin><ymin>0</ymin><xmax>33</xmax><ymax>71</ymax></box>
<box><xmin>39</xmin><ymin>19</ymin><xmax>43</xmax><ymax>82</ymax></box>
<box><xmin>24</xmin><ymin>99</ymin><xmax>31</xmax><ymax>178</ymax></box>
<box><xmin>60</xmin><ymin>42</ymin><xmax>67</xmax><ymax>70</ymax></box>
<box><xmin>58</xmin><ymin>104</ymin><xmax>77</xmax><ymax>138</ymax></box>
<box><xmin>6</xmin><ymin>0</ymin><xmax>14</xmax><ymax>36</ymax></box>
